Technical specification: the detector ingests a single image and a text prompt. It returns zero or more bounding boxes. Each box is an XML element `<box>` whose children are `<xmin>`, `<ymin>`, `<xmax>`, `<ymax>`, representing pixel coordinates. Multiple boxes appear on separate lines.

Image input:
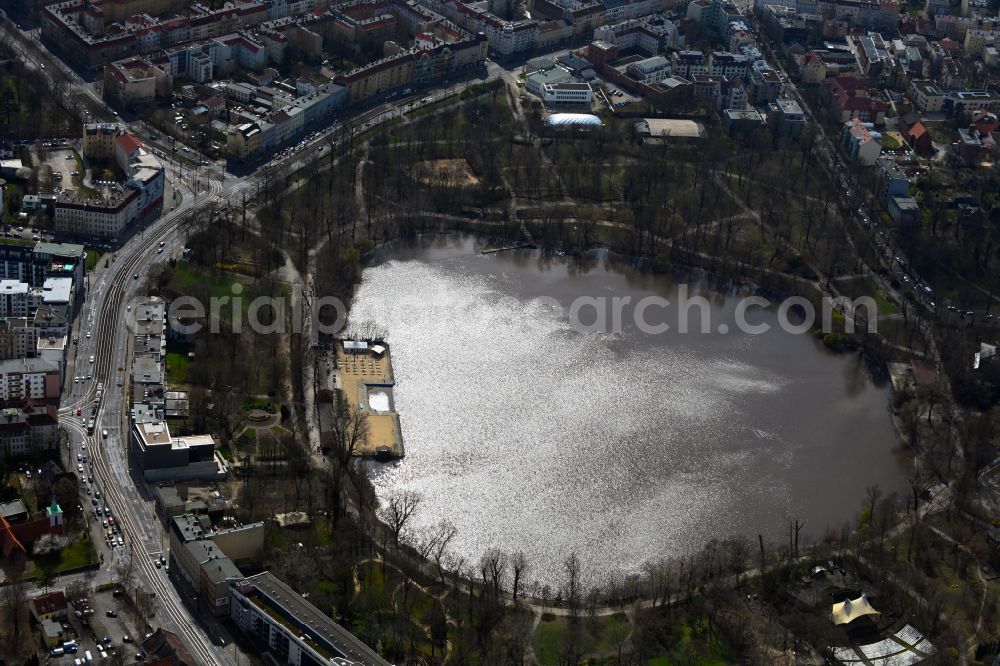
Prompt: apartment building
<box><xmin>226</xmin><ymin>123</ymin><xmax>264</xmax><ymax>160</ymax></box>
<box><xmin>627</xmin><ymin>55</ymin><xmax>672</xmax><ymax>82</ymax></box>
<box><xmin>82</xmin><ymin>124</ymin><xmax>121</xmax><ymax>160</ymax></box>
<box><xmin>0</xmin><ymin>282</ymin><xmax>41</xmax><ymax>319</ymax></box>
<box><xmin>767</xmin><ymin>98</ymin><xmax>807</xmax><ymax>138</ymax></box>
<box><xmin>850</xmin><ymin>32</ymin><xmax>890</xmax><ymax>76</ymax></box>
<box><xmin>57</xmin><ymin>128</ymin><xmax>164</xmax><ymax>239</ymax></box>
<box><xmin>708</xmin><ymin>51</ymin><xmax>749</xmax><ymax>79</ymax></box>
<box><xmin>230</xmin><ymin>572</ymin><xmax>392</xmax><ymax>666</ymax></box>
<box><xmin>595</xmin><ymin>15</ymin><xmax>684</xmax><ymax>52</ymax></box>
<box><xmin>748</xmin><ymin>66</ymin><xmax>782</xmax><ymax>103</ymax></box>
<box><xmin>168</xmin><ymin>514</ymin><xmax>265</xmax><ymax>616</ymax></box>
<box><xmin>910</xmin><ymin>79</ymin><xmax>945</xmax><ymax>112</ymax></box>
<box><xmin>104</xmin><ymin>56</ymin><xmax>173</xmax><ymax>107</ymax></box>
<box><xmin>43</xmin><ymin>0</ymin><xmax>275</xmax><ymax>70</ymax></box>
<box><xmin>0</xmin><ymin>358</ymin><xmax>61</xmax><ymax>405</ymax></box>
<box><xmin>599</xmin><ymin>0</ymin><xmax>670</xmax><ymax>23</ymax></box>
<box><xmin>0</xmin><ymin>319</ymin><xmax>40</xmax><ymax>361</ymax></box>
<box><xmin>672</xmin><ymin>50</ymin><xmax>706</xmax><ymax>78</ymax></box>
<box><xmin>946</xmin><ymin>89</ymin><xmax>1000</xmax><ymax>116</ymax></box>
<box><xmin>0</xmin><ymin>403</ymin><xmax>60</xmax><ymax>458</ymax></box>
<box><xmin>332</xmin><ymin>33</ymin><xmax>486</xmax><ymax>102</ymax></box>
<box><xmin>841</xmin><ymin>118</ymin><xmax>882</xmax><ymax>165</ymax></box>
<box><xmin>54</xmin><ymin>188</ymin><xmax>140</xmax><ymax>240</ymax></box>
<box><xmin>874</xmin><ymin>157</ymin><xmax>910</xmax><ymax>204</ymax></box>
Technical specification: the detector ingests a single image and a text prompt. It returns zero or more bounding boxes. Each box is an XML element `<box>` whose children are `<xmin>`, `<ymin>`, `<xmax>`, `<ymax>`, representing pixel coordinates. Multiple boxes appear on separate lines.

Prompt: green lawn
<box><xmin>533</xmin><ymin>616</ymin><xmax>569</xmax><ymax>665</ymax></box>
<box><xmin>646</xmin><ymin>617</ymin><xmax>736</xmax><ymax>666</ymax></box>
<box><xmin>868</xmin><ymin>278</ymin><xmax>900</xmax><ymax>316</ymax></box>
<box><xmin>234</xmin><ymin>428</ymin><xmax>257</xmax><ymax>454</ymax></box>
<box><xmin>85</xmin><ymin>248</ymin><xmax>104</xmax><ymax>271</ymax></box>
<box><xmin>880</xmin><ymin>134</ymin><xmax>901</xmax><ymax>149</ymax></box>
<box><xmin>171</xmin><ymin>260</ymin><xmax>247</xmax><ymax>300</ymax></box>
<box><xmin>36</xmin><ymin>537</ymin><xmax>98</xmax><ymax>575</ymax></box>
<box><xmin>242</xmin><ymin>398</ymin><xmax>278</xmax><ymax>413</ymax></box>
<box><xmin>165</xmin><ymin>351</ymin><xmax>190</xmax><ymax>385</ymax></box>
<box><xmin>533</xmin><ymin>612</ymin><xmax>633</xmax><ymax>664</ymax></box>
<box><xmin>924</xmin><ymin>123</ymin><xmax>955</xmax><ymax>145</ymax></box>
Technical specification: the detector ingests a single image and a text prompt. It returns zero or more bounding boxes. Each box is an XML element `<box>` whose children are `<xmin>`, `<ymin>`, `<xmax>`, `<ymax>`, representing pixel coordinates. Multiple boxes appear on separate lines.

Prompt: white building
<box><xmin>541</xmin><ymin>81</ymin><xmax>593</xmax><ymax>103</ymax></box>
<box><xmin>54</xmin><ymin>188</ymin><xmax>140</xmax><ymax>239</ymax></box>
<box><xmin>525</xmin><ymin>66</ymin><xmax>576</xmax><ymax>95</ymax></box>
<box><xmin>0</xmin><ymin>281</ymin><xmax>39</xmax><ymax>318</ymax></box>
<box><xmin>627</xmin><ymin>55</ymin><xmax>672</xmax><ymax>83</ymax></box>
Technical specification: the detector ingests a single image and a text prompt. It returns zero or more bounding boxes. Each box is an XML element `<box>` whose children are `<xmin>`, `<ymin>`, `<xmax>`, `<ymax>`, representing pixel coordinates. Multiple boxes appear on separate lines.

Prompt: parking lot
<box><xmin>56</xmin><ymin>588</ymin><xmax>147</xmax><ymax>662</ymax></box>
<box><xmin>40</xmin><ymin>146</ymin><xmax>79</xmax><ymax>194</ymax></box>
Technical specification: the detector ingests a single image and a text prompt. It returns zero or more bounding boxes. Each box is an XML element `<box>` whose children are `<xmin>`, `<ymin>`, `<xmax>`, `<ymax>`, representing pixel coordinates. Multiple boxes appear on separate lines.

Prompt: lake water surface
<box><xmin>350</xmin><ymin>235</ymin><xmax>904</xmax><ymax>586</ymax></box>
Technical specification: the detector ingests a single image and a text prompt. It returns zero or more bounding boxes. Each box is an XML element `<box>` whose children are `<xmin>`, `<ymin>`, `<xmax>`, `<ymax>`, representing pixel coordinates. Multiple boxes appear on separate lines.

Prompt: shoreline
<box><xmin>345</xmin><ymin>230</ymin><xmax>915</xmax><ymax>588</ymax></box>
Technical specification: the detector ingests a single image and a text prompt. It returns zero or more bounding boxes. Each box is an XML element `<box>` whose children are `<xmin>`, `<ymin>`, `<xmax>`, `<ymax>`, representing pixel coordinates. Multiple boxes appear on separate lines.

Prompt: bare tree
<box><xmin>379</xmin><ymin>489</ymin><xmax>422</xmax><ymax>545</ymax></box>
<box><xmin>510</xmin><ymin>550</ymin><xmax>529</xmax><ymax>604</ymax></box>
<box><xmin>865</xmin><ymin>484</ymin><xmax>882</xmax><ymax>529</ymax></box>
<box><xmin>563</xmin><ymin>553</ymin><xmax>582</xmax><ymax>622</ymax></box>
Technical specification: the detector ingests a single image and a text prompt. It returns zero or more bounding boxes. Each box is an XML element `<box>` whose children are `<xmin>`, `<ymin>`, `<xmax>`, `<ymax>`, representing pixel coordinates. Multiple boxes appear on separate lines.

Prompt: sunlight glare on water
<box><xmin>349</xmin><ymin>236</ymin><xmax>902</xmax><ymax>587</ymax></box>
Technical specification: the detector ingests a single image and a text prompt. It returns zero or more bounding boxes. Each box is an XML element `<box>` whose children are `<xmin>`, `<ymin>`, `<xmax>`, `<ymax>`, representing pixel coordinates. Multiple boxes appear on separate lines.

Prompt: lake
<box><xmin>350</xmin><ymin>235</ymin><xmax>904</xmax><ymax>587</ymax></box>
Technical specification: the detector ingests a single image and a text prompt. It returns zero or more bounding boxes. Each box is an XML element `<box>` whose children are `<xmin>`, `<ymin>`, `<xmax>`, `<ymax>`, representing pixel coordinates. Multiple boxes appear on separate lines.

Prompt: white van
<box><xmin>84</xmin><ymin>651</ymin><xmax>93</xmax><ymax>662</ymax></box>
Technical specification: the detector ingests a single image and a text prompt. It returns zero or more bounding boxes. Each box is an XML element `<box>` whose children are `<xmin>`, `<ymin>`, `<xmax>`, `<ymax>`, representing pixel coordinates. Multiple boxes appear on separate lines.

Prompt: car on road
<box><xmin>77</xmin><ymin>464</ymin><xmax>83</xmax><ymax>472</ymax></box>
<box><xmin>133</xmin><ymin>273</ymin><xmax>139</xmax><ymax>280</ymax></box>
<box><xmin>106</xmin><ymin>610</ymin><xmax>117</xmax><ymax>618</ymax></box>
<box><xmin>117</xmin><ymin>536</ymin><xmax>124</xmax><ymax>546</ymax></box>
<box><xmin>102</xmin><ymin>429</ymin><xmax>108</xmax><ymax>438</ymax></box>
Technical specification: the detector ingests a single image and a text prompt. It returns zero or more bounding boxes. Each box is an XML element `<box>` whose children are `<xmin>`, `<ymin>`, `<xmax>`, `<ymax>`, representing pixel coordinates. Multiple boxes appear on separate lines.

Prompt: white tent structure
<box><xmin>831</xmin><ymin>593</ymin><xmax>880</xmax><ymax>625</ymax></box>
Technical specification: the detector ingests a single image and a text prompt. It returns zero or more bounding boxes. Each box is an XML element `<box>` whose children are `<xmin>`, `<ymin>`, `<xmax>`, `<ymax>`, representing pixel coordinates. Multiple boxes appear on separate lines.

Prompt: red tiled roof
<box><xmin>116</xmin><ymin>133</ymin><xmax>142</xmax><ymax>154</ymax></box>
<box><xmin>0</xmin><ymin>515</ymin><xmax>25</xmax><ymax>557</ymax></box>
<box><xmin>31</xmin><ymin>591</ymin><xmax>67</xmax><ymax>616</ymax></box>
